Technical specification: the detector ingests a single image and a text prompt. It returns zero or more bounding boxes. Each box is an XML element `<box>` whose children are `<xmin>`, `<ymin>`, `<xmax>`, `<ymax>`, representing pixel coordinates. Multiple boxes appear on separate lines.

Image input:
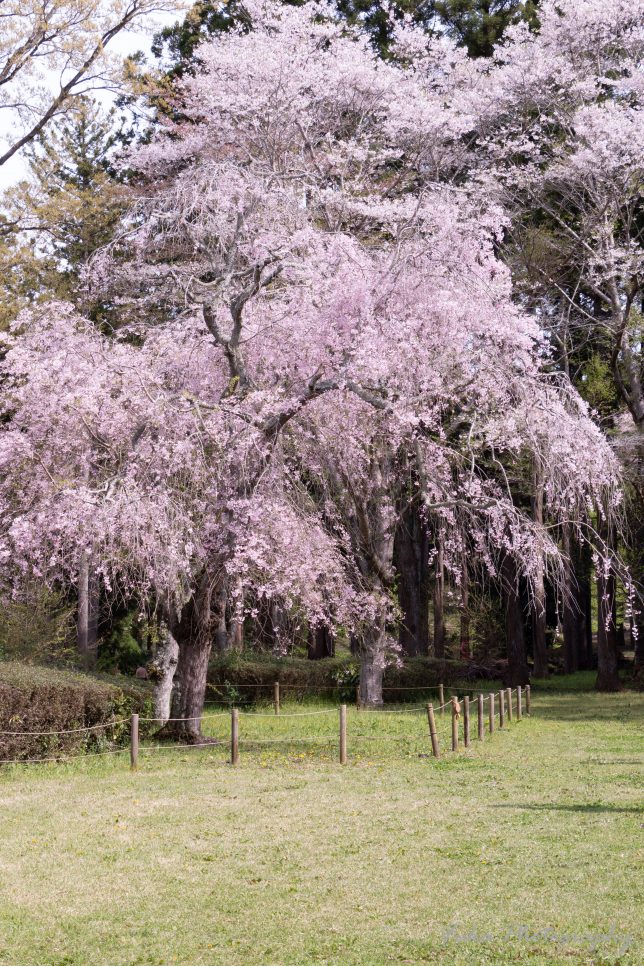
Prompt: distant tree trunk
<box><xmin>532</xmin><ymin>471</ymin><xmax>548</xmax><ymax>676</ymax></box>
<box><xmin>459</xmin><ymin>554</ymin><xmax>470</xmax><ymax>659</ymax></box>
<box><xmin>308</xmin><ymin>625</ymin><xmax>334</xmax><ymax>659</ymax></box>
<box><xmin>576</xmin><ymin>540</ymin><xmax>593</xmax><ymax>670</ymax></box>
<box><xmin>77</xmin><ymin>552</ymin><xmax>97</xmax><ymax>666</ymax></box>
<box><xmin>596</xmin><ymin>520</ymin><xmax>621</xmax><ymax>691</ymax></box>
<box><xmin>433</xmin><ymin>537</ymin><xmax>445</xmax><ymax>658</ymax></box>
<box><xmin>152</xmin><ymin>621</ymin><xmax>179</xmax><ymax>725</ymax></box>
<box><xmin>226</xmin><ymin>577</ymin><xmax>244</xmax><ymax>652</ymax></box>
<box><xmin>214</xmin><ymin>583</ymin><xmax>228</xmax><ymax>653</ymax></box>
<box><xmin>562</xmin><ymin>524</ymin><xmax>579</xmax><ymax>674</ymax></box>
<box><xmin>88</xmin><ymin>571</ymin><xmax>99</xmax><ymax>654</ymax></box>
<box><xmin>394</xmin><ymin>503</ymin><xmax>430</xmax><ymax>656</ymax></box>
<box><xmin>631</xmin><ymin>510</ymin><xmax>644</xmax><ymax>680</ymax></box>
<box><xmin>501</xmin><ymin>554</ymin><xmax>529</xmax><ymax>686</ymax></box>
<box><xmin>634</xmin><ymin>618</ymin><xmax>644</xmax><ymax>680</ymax></box>
<box><xmin>270</xmin><ymin>602</ymin><xmax>288</xmax><ymax>655</ymax></box>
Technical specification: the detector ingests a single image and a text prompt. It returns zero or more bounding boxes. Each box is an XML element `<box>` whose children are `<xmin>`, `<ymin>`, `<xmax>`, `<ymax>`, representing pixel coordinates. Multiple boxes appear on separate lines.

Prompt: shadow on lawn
<box><xmin>493</xmin><ymin>802</ymin><xmax>643</xmax><ymax>814</ymax></box>
<box><xmin>531</xmin><ymin>692</ymin><xmax>644</xmax><ymax>723</ymax></box>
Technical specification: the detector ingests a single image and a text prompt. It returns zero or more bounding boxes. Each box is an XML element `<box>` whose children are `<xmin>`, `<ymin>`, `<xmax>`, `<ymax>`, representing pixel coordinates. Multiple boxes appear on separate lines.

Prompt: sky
<box><xmin>0</xmin><ymin>8</ymin><xmax>185</xmax><ymax>192</ymax></box>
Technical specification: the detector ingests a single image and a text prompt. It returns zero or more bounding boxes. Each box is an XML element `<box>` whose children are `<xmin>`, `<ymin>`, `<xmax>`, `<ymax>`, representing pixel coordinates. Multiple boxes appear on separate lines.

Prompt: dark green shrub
<box><xmin>97</xmin><ymin>611</ymin><xmax>145</xmax><ymax>675</ymax></box>
<box><xmin>0</xmin><ymin>660</ymin><xmax>153</xmax><ymax>762</ymax></box>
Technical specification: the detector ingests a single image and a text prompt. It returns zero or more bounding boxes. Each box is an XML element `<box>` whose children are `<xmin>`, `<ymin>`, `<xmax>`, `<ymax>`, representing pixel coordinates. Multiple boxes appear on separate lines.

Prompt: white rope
<box><xmin>139</xmin><ymin>712</ymin><xmax>229</xmax><ymax>723</ymax></box>
<box><xmin>358</xmin><ymin>705</ymin><xmax>427</xmax><ymax>714</ymax></box>
<box><xmin>350</xmin><ymin>734</ymin><xmax>425</xmax><ymax>741</ymax></box>
<box><xmin>0</xmin><ymin>746</ymin><xmax>130</xmax><ymax>765</ymax></box>
<box><xmin>0</xmin><ymin>718</ymin><xmax>130</xmax><ymax>737</ymax></box>
<box><xmin>239</xmin><ymin>735</ymin><xmax>337</xmax><ymax>744</ymax></box>
<box><xmin>239</xmin><ymin>708</ymin><xmax>336</xmax><ymax>718</ymax></box>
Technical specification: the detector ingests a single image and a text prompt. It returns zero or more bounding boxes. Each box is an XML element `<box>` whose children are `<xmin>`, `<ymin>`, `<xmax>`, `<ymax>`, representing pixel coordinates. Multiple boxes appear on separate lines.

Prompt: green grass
<box><xmin>0</xmin><ymin>686</ymin><xmax>642</xmax><ymax>965</ymax></box>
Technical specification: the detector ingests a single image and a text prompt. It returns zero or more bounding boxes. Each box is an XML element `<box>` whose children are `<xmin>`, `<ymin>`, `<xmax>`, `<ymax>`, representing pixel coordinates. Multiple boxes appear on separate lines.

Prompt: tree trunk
<box><xmin>214</xmin><ymin>582</ymin><xmax>228</xmax><ymax>653</ymax></box>
<box><xmin>358</xmin><ymin>612</ymin><xmax>388</xmax><ymax>707</ymax></box>
<box><xmin>501</xmin><ymin>554</ymin><xmax>530</xmax><ymax>686</ymax></box>
<box><xmin>433</xmin><ymin>537</ymin><xmax>445</xmax><ymax>658</ymax></box>
<box><xmin>532</xmin><ymin>472</ymin><xmax>548</xmax><ymax>676</ymax></box>
<box><xmin>394</xmin><ymin>503</ymin><xmax>430</xmax><ymax>656</ymax></box>
<box><xmin>596</xmin><ymin>559</ymin><xmax>621</xmax><ymax>691</ymax></box>
<box><xmin>575</xmin><ymin>539</ymin><xmax>593</xmax><ymax>670</ymax></box>
<box><xmin>226</xmin><ymin>576</ymin><xmax>244</xmax><ymax>651</ymax></box>
<box><xmin>307</xmin><ymin>625</ymin><xmax>334</xmax><ymax>659</ymax></box>
<box><xmin>152</xmin><ymin>621</ymin><xmax>179</xmax><ymax>725</ymax></box>
<box><xmin>562</xmin><ymin>525</ymin><xmax>579</xmax><ymax>674</ymax></box>
<box><xmin>164</xmin><ymin>573</ymin><xmax>222</xmax><ymax>741</ymax></box>
<box><xmin>459</xmin><ymin>554</ymin><xmax>470</xmax><ymax>659</ymax></box>
<box><xmin>634</xmin><ymin>617</ymin><xmax>644</xmax><ymax>680</ymax></box>
<box><xmin>76</xmin><ymin>553</ymin><xmax>96</xmax><ymax>665</ymax></box>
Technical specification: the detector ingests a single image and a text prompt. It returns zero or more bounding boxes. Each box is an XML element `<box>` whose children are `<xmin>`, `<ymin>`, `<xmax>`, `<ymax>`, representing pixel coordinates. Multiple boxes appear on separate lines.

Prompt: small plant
<box><xmin>220</xmin><ymin>679</ymin><xmax>244</xmax><ymax>707</ymax></box>
<box><xmin>332</xmin><ymin>662</ymin><xmax>360</xmax><ymax>702</ymax></box>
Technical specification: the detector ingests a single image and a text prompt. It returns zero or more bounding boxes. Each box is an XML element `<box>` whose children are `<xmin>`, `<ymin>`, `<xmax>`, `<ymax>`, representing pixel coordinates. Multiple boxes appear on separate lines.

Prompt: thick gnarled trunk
<box><xmin>358</xmin><ymin>607</ymin><xmax>389</xmax><ymax>707</ymax></box>
<box><xmin>164</xmin><ymin>573</ymin><xmax>224</xmax><ymax>741</ymax></box>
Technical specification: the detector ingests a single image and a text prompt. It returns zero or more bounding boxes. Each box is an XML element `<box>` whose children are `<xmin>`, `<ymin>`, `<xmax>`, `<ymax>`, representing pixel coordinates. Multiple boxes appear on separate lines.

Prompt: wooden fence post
<box><xmin>438</xmin><ymin>683</ymin><xmax>444</xmax><ymax>715</ymax></box>
<box><xmin>525</xmin><ymin>684</ymin><xmax>531</xmax><ymax>715</ymax></box>
<box><xmin>477</xmin><ymin>693</ymin><xmax>484</xmax><ymax>740</ymax></box>
<box><xmin>463</xmin><ymin>696</ymin><xmax>470</xmax><ymax>748</ymax></box>
<box><xmin>499</xmin><ymin>690</ymin><xmax>505</xmax><ymax>728</ymax></box>
<box><xmin>274</xmin><ymin>681</ymin><xmax>280</xmax><ymax>716</ymax></box>
<box><xmin>489</xmin><ymin>692</ymin><xmax>495</xmax><ymax>734</ymax></box>
<box><xmin>506</xmin><ymin>688</ymin><xmax>513</xmax><ymax>722</ymax></box>
<box><xmin>517</xmin><ymin>686</ymin><xmax>522</xmax><ymax>721</ymax></box>
<box><xmin>355</xmin><ymin>685</ymin><xmax>360</xmax><ymax>711</ymax></box>
<box><xmin>130</xmin><ymin>713</ymin><xmax>139</xmax><ymax>771</ymax></box>
<box><xmin>426</xmin><ymin>703</ymin><xmax>440</xmax><ymax>759</ymax></box>
<box><xmin>451</xmin><ymin>697</ymin><xmax>459</xmax><ymax>752</ymax></box>
<box><xmin>340</xmin><ymin>704</ymin><xmax>347</xmax><ymax>764</ymax></box>
<box><xmin>231</xmin><ymin>708</ymin><xmax>239</xmax><ymax>766</ymax></box>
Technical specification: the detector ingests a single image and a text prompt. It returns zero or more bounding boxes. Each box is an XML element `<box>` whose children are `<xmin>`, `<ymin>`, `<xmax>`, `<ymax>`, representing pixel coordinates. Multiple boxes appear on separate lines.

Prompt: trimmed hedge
<box><xmin>0</xmin><ymin>661</ymin><xmax>153</xmax><ymax>763</ymax></box>
<box><xmin>207</xmin><ymin>653</ymin><xmax>506</xmax><ymax>704</ymax></box>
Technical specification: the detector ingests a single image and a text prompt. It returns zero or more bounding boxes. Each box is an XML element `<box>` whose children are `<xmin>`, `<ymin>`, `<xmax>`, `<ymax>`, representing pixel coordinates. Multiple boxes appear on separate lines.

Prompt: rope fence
<box><xmin>0</xmin><ymin>684</ymin><xmax>532</xmax><ymax>770</ymax></box>
<box><xmin>205</xmin><ymin>680</ymin><xmax>499</xmax><ymax>714</ymax></box>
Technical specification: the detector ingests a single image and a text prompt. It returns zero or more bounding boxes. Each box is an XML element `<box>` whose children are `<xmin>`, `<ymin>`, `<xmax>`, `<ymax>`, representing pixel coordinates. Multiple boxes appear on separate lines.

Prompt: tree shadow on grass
<box><xmin>493</xmin><ymin>802</ymin><xmax>643</xmax><ymax>814</ymax></box>
<box><xmin>530</xmin><ymin>693</ymin><xmax>644</xmax><ymax>723</ymax></box>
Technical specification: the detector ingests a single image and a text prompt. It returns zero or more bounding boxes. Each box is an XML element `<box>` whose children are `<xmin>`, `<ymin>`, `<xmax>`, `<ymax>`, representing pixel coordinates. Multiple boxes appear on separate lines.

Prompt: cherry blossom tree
<box><xmin>465</xmin><ymin>0</ymin><xmax>644</xmax><ymax>429</ymax></box>
<box><xmin>457</xmin><ymin>0</ymin><xmax>643</xmax><ymax>687</ymax></box>
<box><xmin>0</xmin><ymin>1</ymin><xmax>623</xmax><ymax>722</ymax></box>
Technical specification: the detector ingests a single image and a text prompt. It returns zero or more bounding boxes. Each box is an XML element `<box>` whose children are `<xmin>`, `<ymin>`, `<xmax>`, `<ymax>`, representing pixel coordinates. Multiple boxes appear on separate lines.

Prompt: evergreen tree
<box><xmin>0</xmin><ymin>97</ymin><xmax>126</xmax><ymax>321</ymax></box>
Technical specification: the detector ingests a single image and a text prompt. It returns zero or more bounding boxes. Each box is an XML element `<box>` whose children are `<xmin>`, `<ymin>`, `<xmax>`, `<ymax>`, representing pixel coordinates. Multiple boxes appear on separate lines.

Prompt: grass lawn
<box><xmin>0</xmin><ymin>686</ymin><xmax>642</xmax><ymax>965</ymax></box>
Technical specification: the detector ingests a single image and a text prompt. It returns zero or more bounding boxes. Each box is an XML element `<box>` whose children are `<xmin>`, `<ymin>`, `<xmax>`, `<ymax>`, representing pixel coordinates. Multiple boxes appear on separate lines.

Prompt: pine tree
<box><xmin>0</xmin><ymin>97</ymin><xmax>126</xmax><ymax>320</ymax></box>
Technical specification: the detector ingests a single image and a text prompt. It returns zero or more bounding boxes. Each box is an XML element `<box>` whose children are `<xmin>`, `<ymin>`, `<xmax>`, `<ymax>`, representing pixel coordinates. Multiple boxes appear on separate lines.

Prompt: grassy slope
<box><xmin>0</xmin><ymin>688</ymin><xmax>642</xmax><ymax>966</ymax></box>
